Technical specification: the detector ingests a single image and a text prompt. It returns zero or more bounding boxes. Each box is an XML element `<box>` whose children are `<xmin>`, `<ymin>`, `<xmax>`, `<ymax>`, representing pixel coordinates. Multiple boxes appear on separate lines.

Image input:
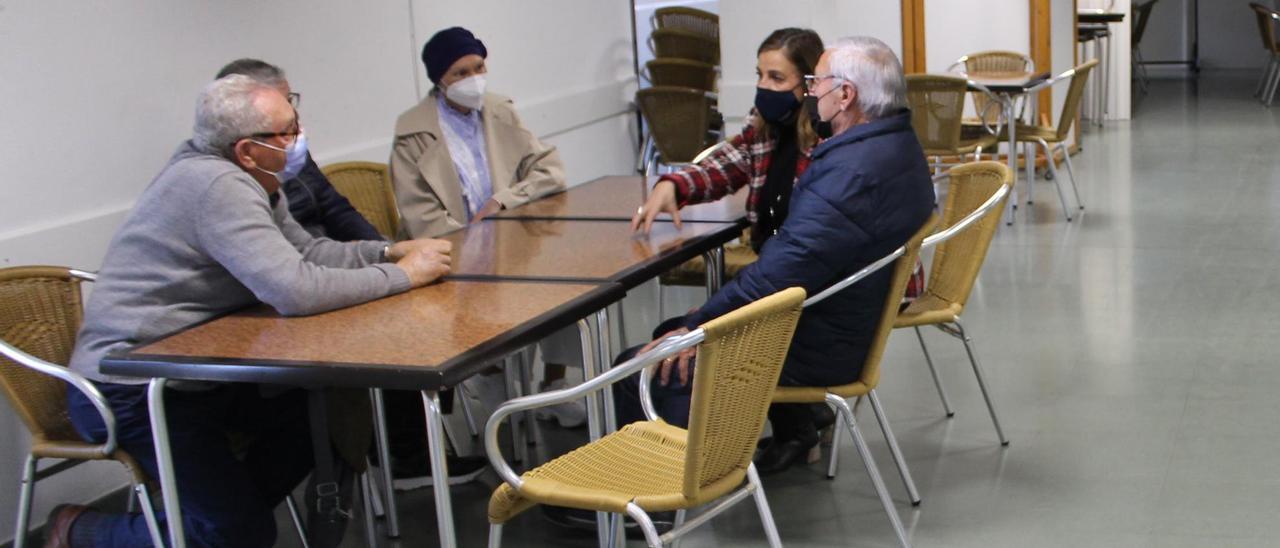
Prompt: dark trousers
<box><xmin>612</xmin><ymin>316</ymin><xmax>830</xmax><ymax>444</ymax></box>
<box><xmin>68</xmin><ymin>382</ymin><xmax>313</xmax><ymax>548</ymax></box>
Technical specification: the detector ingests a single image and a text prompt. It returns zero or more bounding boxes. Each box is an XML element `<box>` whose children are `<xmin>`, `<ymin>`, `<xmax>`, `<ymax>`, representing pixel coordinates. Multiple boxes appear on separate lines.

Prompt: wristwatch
<box><xmin>381</xmin><ymin>244</ymin><xmax>391</xmax><ymax>262</ymax></box>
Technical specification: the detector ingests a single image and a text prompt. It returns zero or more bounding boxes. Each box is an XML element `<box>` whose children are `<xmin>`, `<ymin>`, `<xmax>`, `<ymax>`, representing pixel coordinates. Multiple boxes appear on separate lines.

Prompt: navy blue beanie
<box><xmin>422</xmin><ymin>27</ymin><xmax>488</xmax><ymax>84</ymax></box>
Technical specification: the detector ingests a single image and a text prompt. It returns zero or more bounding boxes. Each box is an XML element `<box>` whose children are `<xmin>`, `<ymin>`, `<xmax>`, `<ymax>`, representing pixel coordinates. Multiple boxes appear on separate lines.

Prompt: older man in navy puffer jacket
<box><xmin>615</xmin><ymin>36</ymin><xmax>935</xmax><ymax>475</ymax></box>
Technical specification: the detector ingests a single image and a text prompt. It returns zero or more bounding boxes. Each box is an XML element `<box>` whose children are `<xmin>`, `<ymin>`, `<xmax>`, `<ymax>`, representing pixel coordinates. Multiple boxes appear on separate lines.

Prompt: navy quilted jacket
<box><xmin>684</xmin><ymin>110</ymin><xmax>935</xmax><ymax>386</ymax></box>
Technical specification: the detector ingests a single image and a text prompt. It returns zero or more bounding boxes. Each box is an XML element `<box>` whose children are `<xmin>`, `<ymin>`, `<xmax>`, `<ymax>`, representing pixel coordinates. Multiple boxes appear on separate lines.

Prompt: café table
<box><xmin>966</xmin><ymin>71</ymin><xmax>1050</xmax><ymax>225</ymax></box>
<box><xmin>101</xmin><ymin>280</ymin><xmax>625</xmax><ymax>548</ymax></box>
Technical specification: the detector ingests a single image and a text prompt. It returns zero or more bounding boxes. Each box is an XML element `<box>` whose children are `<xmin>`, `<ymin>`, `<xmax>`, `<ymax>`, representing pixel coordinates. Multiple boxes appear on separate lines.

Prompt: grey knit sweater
<box><xmin>70</xmin><ymin>141</ymin><xmax>412</xmax><ymax>384</ymax></box>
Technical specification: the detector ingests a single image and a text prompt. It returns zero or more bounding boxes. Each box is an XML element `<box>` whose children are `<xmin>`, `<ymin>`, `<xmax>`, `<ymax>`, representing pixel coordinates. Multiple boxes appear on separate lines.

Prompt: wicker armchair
<box><xmin>649</xmin><ymin>28</ymin><xmax>719</xmax><ymax>66</ymax></box>
<box><xmin>636</xmin><ymin>86</ymin><xmax>715</xmax><ymax>175</ymax></box>
<box><xmin>320</xmin><ymin>161</ymin><xmax>401</xmax><ymax>239</ymax></box>
<box><xmin>0</xmin><ymin>266</ymin><xmax>162</xmax><ymax>547</ymax></box>
<box><xmin>895</xmin><ymin>162</ymin><xmax>1012</xmax><ymax>445</ymax></box>
<box><xmin>1004</xmin><ymin>59</ymin><xmax>1098</xmax><ymax>220</ymax></box>
<box><xmin>0</xmin><ymin>266</ymin><xmax>311</xmax><ymax>547</ymax></box>
<box><xmin>652</xmin><ymin>6</ymin><xmax>719</xmax><ymax>41</ymax></box>
<box><xmin>485</xmin><ymin>287</ymin><xmax>806</xmax><ymax>547</ymax></box>
<box><xmin>905</xmin><ymin>74</ymin><xmax>1000</xmax><ymax>168</ymax></box>
<box><xmin>644</xmin><ymin>58</ymin><xmax>717</xmax><ymax>91</ymax></box>
<box><xmin>770</xmin><ymin>213</ymin><xmax>938</xmax><ymax>548</ymax></box>
<box><xmin>1251</xmin><ymin>2</ymin><xmax>1280</xmax><ymax>104</ymax></box>
<box><xmin>950</xmin><ymin>50</ymin><xmax>1034</xmax><ymax>127</ymax></box>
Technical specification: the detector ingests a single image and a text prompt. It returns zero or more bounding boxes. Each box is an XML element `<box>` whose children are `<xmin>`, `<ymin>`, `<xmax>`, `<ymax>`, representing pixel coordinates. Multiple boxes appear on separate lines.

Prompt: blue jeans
<box><xmin>68</xmin><ymin>382</ymin><xmax>312</xmax><ymax>548</ymax></box>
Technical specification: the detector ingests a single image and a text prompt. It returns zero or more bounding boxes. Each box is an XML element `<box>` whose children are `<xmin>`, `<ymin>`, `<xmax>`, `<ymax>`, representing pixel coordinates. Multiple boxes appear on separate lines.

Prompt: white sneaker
<box><xmin>535</xmin><ymin>379</ymin><xmax>588</xmax><ymax>428</ymax></box>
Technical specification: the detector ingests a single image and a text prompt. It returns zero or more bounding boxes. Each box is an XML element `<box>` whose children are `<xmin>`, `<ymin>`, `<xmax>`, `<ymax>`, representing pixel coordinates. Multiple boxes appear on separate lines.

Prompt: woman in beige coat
<box><xmin>390</xmin><ymin>27</ymin><xmax>564</xmax><ymax>239</ymax></box>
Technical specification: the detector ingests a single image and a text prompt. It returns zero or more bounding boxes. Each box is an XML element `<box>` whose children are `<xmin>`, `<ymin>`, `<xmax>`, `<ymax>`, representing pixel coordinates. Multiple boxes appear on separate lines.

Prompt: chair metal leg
<box><xmin>488</xmin><ymin>523</ymin><xmax>504</xmax><ymax>548</ymax></box>
<box><xmin>135</xmin><ymin>483</ymin><xmax>165</xmax><ymax>548</ymax></box>
<box><xmin>456</xmin><ymin>384</ymin><xmax>480</xmax><ymax>438</ymax></box>
<box><xmin>624</xmin><ymin>503</ymin><xmax>664</xmax><ymax>548</ymax></box>
<box><xmin>914</xmin><ymin>326</ymin><xmax>954</xmax><ymax>417</ymax></box>
<box><xmin>1058</xmin><ymin>143</ymin><xmax>1084</xmax><ymax>210</ymax></box>
<box><xmin>14</xmin><ymin>454</ymin><xmax>36</xmax><ymax>548</ymax></box>
<box><xmin>360</xmin><ymin>472</ymin><xmax>379</xmax><ymax>548</ymax></box>
<box><xmin>747</xmin><ymin>465</ymin><xmax>784</xmax><ymax>548</ymax></box>
<box><xmin>1267</xmin><ymin>64</ymin><xmax>1280</xmax><ymax>107</ymax></box>
<box><xmin>827</xmin><ymin>394</ymin><xmax>912</xmax><ymax>548</ymax></box>
<box><xmin>826</xmin><ymin>401</ymin><xmax>843</xmax><ymax>479</ymax></box>
<box><xmin>1037</xmin><ymin>138</ymin><xmax>1072</xmax><ymax>221</ymax></box>
<box><xmin>868</xmin><ymin>391</ymin><xmax>922</xmax><ymax>506</ymax></box>
<box><xmin>369</xmin><ymin>388</ymin><xmax>401</xmax><ymax>537</ymax></box>
<box><xmin>952</xmin><ymin>319</ymin><xmax>1010</xmax><ymax>446</ymax></box>
<box><xmin>670</xmin><ymin>509</ymin><xmax>688</xmax><ymax>548</ymax></box>
<box><xmin>284</xmin><ymin>494</ymin><xmax>310</xmax><ymax>548</ymax></box>
<box><xmin>1254</xmin><ymin>56</ymin><xmax>1271</xmax><ymax>97</ymax></box>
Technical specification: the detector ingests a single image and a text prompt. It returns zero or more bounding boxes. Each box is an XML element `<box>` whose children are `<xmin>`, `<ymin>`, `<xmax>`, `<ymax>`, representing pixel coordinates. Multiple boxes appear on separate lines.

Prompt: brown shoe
<box><xmin>43</xmin><ymin>504</ymin><xmax>89</xmax><ymax>548</ymax></box>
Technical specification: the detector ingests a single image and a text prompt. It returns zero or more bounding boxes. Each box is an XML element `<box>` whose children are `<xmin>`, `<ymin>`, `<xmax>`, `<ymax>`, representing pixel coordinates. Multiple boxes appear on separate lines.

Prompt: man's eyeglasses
<box><xmin>246</xmin><ymin>117</ymin><xmax>301</xmax><ymax>146</ymax></box>
<box><xmin>286</xmin><ymin>92</ymin><xmax>301</xmax><ymax>108</ymax></box>
<box><xmin>803</xmin><ymin>74</ymin><xmax>840</xmax><ymax>94</ymax></box>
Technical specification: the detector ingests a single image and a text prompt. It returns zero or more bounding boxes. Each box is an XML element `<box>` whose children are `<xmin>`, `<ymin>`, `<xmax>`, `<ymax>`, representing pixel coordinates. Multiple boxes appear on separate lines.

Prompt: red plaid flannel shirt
<box><xmin>658</xmin><ymin>123</ymin><xmax>925</xmax><ymax>300</ymax></box>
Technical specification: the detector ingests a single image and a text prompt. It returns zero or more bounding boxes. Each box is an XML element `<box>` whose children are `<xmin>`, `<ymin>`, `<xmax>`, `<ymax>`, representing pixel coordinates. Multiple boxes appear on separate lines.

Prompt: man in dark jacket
<box><xmin>216</xmin><ymin>59</ymin><xmax>383</xmax><ymax>241</ymax></box>
<box><xmin>614</xmin><ymin>36</ymin><xmax>935</xmax><ymax>475</ymax></box>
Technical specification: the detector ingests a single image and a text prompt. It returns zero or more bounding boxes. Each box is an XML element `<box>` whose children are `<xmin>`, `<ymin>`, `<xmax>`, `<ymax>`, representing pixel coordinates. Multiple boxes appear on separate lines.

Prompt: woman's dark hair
<box><xmin>755</xmin><ymin>28</ymin><xmax>824</xmax><ymax>148</ymax></box>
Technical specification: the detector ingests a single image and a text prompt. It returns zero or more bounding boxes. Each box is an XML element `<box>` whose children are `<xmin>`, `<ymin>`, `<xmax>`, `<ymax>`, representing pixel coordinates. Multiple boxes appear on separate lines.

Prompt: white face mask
<box><xmin>445</xmin><ymin>74</ymin><xmax>487</xmax><ymax>111</ymax></box>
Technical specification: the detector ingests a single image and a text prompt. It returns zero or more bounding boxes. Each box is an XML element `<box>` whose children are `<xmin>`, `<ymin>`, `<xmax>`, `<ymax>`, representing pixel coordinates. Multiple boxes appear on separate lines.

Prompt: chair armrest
<box><xmin>484</xmin><ymin>328</ymin><xmax>706</xmax><ymax>489</ymax></box>
<box><xmin>0</xmin><ymin>339</ymin><xmax>117</xmax><ymax>456</ymax></box>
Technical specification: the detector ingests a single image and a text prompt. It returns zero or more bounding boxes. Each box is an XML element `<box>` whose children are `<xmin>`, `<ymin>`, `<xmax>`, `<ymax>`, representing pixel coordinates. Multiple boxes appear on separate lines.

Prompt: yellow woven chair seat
<box><xmin>894</xmin><ymin>293</ymin><xmax>963</xmax><ymax>328</ymax></box>
<box><xmin>659</xmin><ymin>242</ymin><xmax>757</xmax><ymax>286</ymax></box>
<box><xmin>923</xmin><ymin>133</ymin><xmax>999</xmax><ymax>158</ymax></box>
<box><xmin>771</xmin><ymin>381</ymin><xmax>872</xmax><ymax>404</ymax></box>
<box><xmin>1002</xmin><ymin>123</ymin><xmax>1061</xmax><ymax>143</ymax></box>
<box><xmin>489</xmin><ymin>420</ymin><xmax>748</xmax><ymax>523</ymax></box>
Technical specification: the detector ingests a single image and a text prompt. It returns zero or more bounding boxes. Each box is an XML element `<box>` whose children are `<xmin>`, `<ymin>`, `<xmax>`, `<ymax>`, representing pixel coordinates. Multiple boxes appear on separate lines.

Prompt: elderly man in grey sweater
<box><xmin>46</xmin><ymin>75</ymin><xmax>451</xmax><ymax>548</ymax></box>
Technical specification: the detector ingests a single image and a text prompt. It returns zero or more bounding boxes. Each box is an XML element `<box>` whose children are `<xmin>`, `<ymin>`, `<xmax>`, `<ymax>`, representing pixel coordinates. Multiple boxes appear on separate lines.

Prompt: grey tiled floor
<box><xmin>284</xmin><ymin>72</ymin><xmax>1280</xmax><ymax>547</ymax></box>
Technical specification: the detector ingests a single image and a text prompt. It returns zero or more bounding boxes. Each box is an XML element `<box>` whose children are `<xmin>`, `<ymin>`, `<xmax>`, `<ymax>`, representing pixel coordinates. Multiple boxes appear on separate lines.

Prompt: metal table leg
<box><xmin>147</xmin><ymin>378</ymin><xmax>187</xmax><ymax>548</ymax></box>
<box><xmin>369</xmin><ymin>388</ymin><xmax>400</xmax><ymax>537</ymax></box>
<box><xmin>593</xmin><ymin>309</ymin><xmax>618</xmax><ymax>435</ymax></box>
<box><xmin>1003</xmin><ymin>94</ymin><xmax>1018</xmax><ymax>225</ymax></box>
<box><xmin>420</xmin><ymin>390</ymin><xmax>456</xmax><ymax>548</ymax></box>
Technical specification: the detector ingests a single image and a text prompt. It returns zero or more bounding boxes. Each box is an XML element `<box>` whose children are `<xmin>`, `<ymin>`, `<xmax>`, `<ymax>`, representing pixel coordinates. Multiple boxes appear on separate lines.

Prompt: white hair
<box><xmin>192</xmin><ymin>74</ymin><xmax>276</xmax><ymax>157</ymax></box>
<box><xmin>826</xmin><ymin>36</ymin><xmax>907</xmax><ymax>121</ymax></box>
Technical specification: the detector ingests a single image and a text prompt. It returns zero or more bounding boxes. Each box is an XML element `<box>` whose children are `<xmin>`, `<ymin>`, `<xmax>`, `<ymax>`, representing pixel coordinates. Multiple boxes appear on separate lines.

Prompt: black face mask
<box><xmin>754</xmin><ymin>86</ymin><xmax>802</xmax><ymax>125</ymax></box>
<box><xmin>805</xmin><ymin>95</ymin><xmax>834</xmax><ymax>139</ymax></box>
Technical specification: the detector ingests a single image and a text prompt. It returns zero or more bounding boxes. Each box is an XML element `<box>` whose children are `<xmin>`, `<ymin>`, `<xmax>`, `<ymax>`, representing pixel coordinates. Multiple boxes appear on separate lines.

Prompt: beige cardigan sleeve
<box><xmin>489</xmin><ymin>105</ymin><xmax>566</xmax><ymax>209</ymax></box>
<box><xmin>390</xmin><ymin>133</ymin><xmax>460</xmax><ymax>239</ymax></box>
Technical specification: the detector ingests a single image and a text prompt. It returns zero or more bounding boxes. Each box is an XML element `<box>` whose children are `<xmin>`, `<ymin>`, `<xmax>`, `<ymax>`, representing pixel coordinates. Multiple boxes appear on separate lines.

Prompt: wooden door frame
<box><xmin>901</xmin><ymin>0</ymin><xmax>926</xmax><ymax>73</ymax></box>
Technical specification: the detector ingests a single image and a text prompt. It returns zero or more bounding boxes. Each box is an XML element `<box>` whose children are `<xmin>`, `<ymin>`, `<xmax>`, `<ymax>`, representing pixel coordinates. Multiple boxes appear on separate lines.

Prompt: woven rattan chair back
<box><xmin>923</xmin><ymin>162</ymin><xmax>1011</xmax><ymax>310</ymax></box>
<box><xmin>905</xmin><ymin>75</ymin><xmax>969</xmax><ymax>154</ymax></box>
<box><xmin>683</xmin><ymin>287</ymin><xmax>804</xmax><ymax>501</ymax></box>
<box><xmin>645</xmin><ymin>58</ymin><xmax>717</xmax><ymax>91</ymax></box>
<box><xmin>650</xmin><ymin>28</ymin><xmax>720</xmax><ymax>66</ymax></box>
<box><xmin>857</xmin><ymin>213</ymin><xmax>938</xmax><ymax>390</ymax></box>
<box><xmin>0</xmin><ymin>266</ymin><xmax>86</xmax><ymax>445</ymax></box>
<box><xmin>960</xmin><ymin>51</ymin><xmax>1032</xmax><ymax>124</ymax></box>
<box><xmin>320</xmin><ymin>161</ymin><xmax>400</xmax><ymax>239</ymax></box>
<box><xmin>1252</xmin><ymin>3</ymin><xmax>1280</xmax><ymax>54</ymax></box>
<box><xmin>1055</xmin><ymin>59</ymin><xmax>1099</xmax><ymax>141</ymax></box>
<box><xmin>652</xmin><ymin>6</ymin><xmax>719</xmax><ymax>40</ymax></box>
<box><xmin>637</xmin><ymin>86</ymin><xmax>712</xmax><ymax>164</ymax></box>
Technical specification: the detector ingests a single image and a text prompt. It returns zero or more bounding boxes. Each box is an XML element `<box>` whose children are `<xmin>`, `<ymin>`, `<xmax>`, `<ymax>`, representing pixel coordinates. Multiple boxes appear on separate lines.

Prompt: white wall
<box><xmin>718</xmin><ymin>0</ymin><xmax>902</xmax><ymax>123</ymax></box>
<box><xmin>925</xmin><ymin>0</ymin><xmax>1030</xmax><ymax>74</ymax></box>
<box><xmin>1199</xmin><ymin>0</ymin><xmax>1265</xmax><ymax>69</ymax></box>
<box><xmin>0</xmin><ymin>0</ymin><xmax>638</xmax><ymax>542</ymax></box>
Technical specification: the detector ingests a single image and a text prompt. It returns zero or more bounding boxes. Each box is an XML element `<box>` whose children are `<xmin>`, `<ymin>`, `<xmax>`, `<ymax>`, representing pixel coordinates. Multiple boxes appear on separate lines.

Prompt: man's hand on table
<box><xmin>386</xmin><ymin>238</ymin><xmax>452</xmax><ymax>261</ymax></box>
<box><xmin>631</xmin><ymin>180</ymin><xmax>683</xmax><ymax>235</ymax></box>
<box><xmin>392</xmin><ymin>239</ymin><xmax>453</xmax><ymax>287</ymax></box>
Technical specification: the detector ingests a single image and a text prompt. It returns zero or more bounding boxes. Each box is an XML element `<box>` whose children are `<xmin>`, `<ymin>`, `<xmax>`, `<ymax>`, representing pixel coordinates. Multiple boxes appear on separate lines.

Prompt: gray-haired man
<box><xmin>45</xmin><ymin>75</ymin><xmax>452</xmax><ymax>547</ymax></box>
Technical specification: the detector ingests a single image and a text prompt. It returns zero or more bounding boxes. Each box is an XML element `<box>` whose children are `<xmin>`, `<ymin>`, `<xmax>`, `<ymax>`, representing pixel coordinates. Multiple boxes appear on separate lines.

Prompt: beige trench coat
<box><xmin>390</xmin><ymin>91</ymin><xmax>565</xmax><ymax>239</ymax></box>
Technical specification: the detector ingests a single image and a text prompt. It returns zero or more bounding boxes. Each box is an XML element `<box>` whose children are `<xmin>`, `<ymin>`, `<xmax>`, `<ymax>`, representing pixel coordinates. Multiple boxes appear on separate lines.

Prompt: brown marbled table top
<box><xmin>492</xmin><ymin>175</ymin><xmax>748</xmax><ymax>223</ymax></box>
<box><xmin>103</xmin><ymin>280</ymin><xmax>622</xmax><ymax>389</ymax></box>
<box><xmin>441</xmin><ymin>218</ymin><xmax>742</xmax><ymax>287</ymax></box>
